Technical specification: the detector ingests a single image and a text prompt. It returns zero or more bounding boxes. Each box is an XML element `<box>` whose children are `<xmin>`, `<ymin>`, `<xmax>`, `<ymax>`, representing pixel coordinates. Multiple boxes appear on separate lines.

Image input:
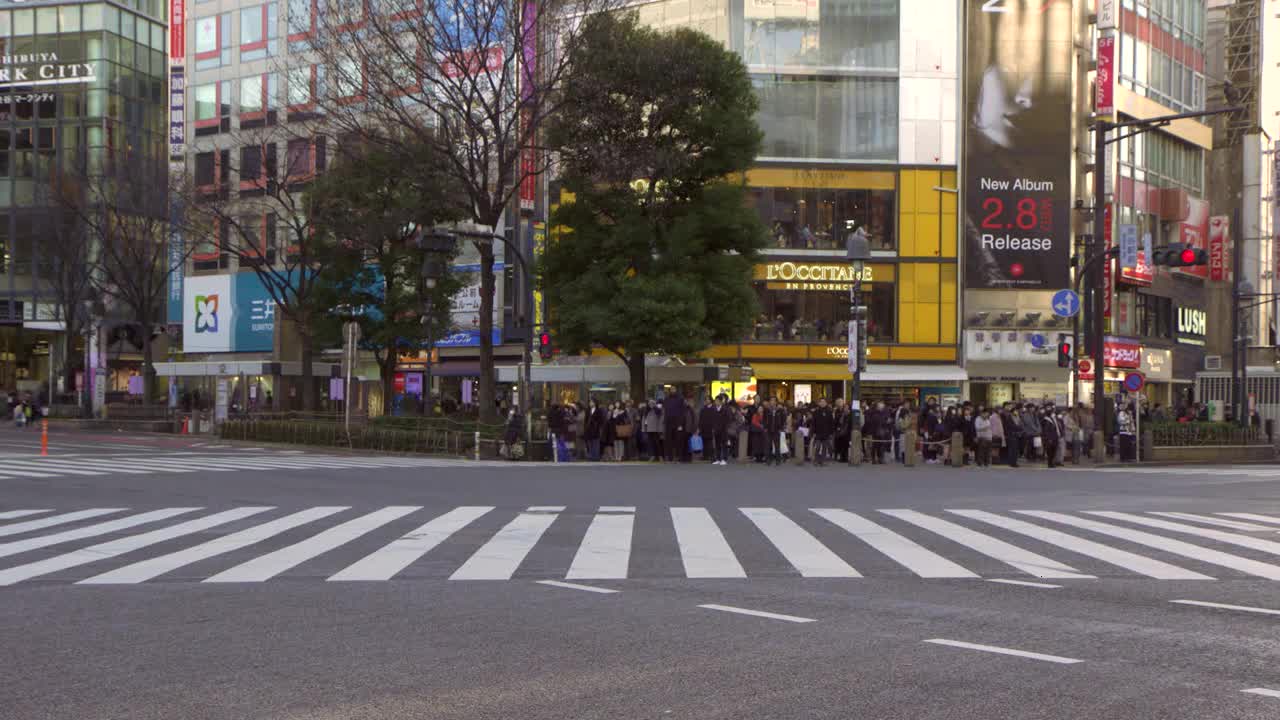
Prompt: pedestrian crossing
<box><xmin>0</xmin><ymin>452</ymin><xmax>525</xmax><ymax>480</ymax></box>
<box><xmin>5</xmin><ymin>506</ymin><xmax>1280</xmax><ymax>586</ymax></box>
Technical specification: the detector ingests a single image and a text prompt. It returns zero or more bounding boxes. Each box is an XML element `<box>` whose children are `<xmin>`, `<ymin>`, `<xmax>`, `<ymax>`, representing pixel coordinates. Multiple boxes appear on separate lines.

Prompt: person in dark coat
<box><xmin>762</xmin><ymin>397</ymin><xmax>788</xmax><ymax>466</ymax></box>
<box><xmin>1040</xmin><ymin>407</ymin><xmax>1063</xmax><ymax>468</ymax></box>
<box><xmin>811</xmin><ymin>397</ymin><xmax>835</xmax><ymax>466</ymax></box>
<box><xmin>681</xmin><ymin>401</ymin><xmax>697</xmax><ymax>462</ymax></box>
<box><xmin>584</xmin><ymin>399</ymin><xmax>607</xmax><ymax>461</ymax></box>
<box><xmin>698</xmin><ymin>398</ymin><xmax>720</xmax><ymax>463</ymax></box>
<box><xmin>662</xmin><ymin>391</ymin><xmax>687</xmax><ymax>463</ymax></box>
<box><xmin>833</xmin><ymin>398</ymin><xmax>851</xmax><ymax>462</ymax></box>
<box><xmin>1004</xmin><ymin>405</ymin><xmax>1024</xmax><ymax>467</ymax></box>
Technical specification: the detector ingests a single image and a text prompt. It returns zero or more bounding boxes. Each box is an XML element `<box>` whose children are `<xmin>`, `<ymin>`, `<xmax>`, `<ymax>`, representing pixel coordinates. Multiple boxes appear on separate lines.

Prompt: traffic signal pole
<box><xmin>1091</xmin><ymin>120</ymin><xmax>1109</xmax><ymax>447</ymax></box>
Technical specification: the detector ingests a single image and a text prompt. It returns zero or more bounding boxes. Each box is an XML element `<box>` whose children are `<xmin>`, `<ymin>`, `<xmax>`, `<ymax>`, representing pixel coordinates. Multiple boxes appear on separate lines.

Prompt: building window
<box><xmin>193</xmin><ymin>80</ymin><xmax>231</xmax><ymax>134</ymax></box>
<box><xmin>194</xmin><ymin>148</ymin><xmax>230</xmax><ymax>199</ymax></box>
<box><xmin>752</xmin><ymin>75</ymin><xmax>897</xmax><ymax>161</ymax></box>
<box><xmin>238</xmin><ymin>214</ymin><xmax>277</xmax><ymax>266</ymax></box>
<box><xmin>240</xmin><ymin>142</ymin><xmax>277</xmax><ymax>194</ymax></box>
<box><xmin>741</xmin><ymin>0</ymin><xmax>899</xmax><ymax>72</ymax></box>
<box><xmin>240</xmin><ymin>3</ymin><xmax>279</xmax><ymax>62</ymax></box>
<box><xmin>285</xmin><ymin>136</ymin><xmax>325</xmax><ymax>184</ymax></box>
<box><xmin>194</xmin><ymin>219</ymin><xmax>231</xmax><ymax>270</ymax></box>
<box><xmin>287</xmin><ymin>0</ymin><xmax>316</xmax><ymax>42</ymax></box>
<box><xmin>752</xmin><ymin>282</ymin><xmax>895</xmax><ymax>343</ymax></box>
<box><xmin>195</xmin><ymin>13</ymin><xmax>232</xmax><ymax>70</ymax></box>
<box><xmin>1136</xmin><ymin>292</ymin><xmax>1173</xmax><ymax>340</ymax></box>
<box><xmin>333</xmin><ymin>58</ymin><xmax>365</xmax><ymax>103</ymax></box>
<box><xmin>750</xmin><ymin>185</ymin><xmax>895</xmax><ymax>251</ymax></box>
<box><xmin>287</xmin><ymin>64</ymin><xmax>320</xmax><ymax>111</ymax></box>
<box><xmin>239</xmin><ymin>73</ymin><xmax>278</xmax><ymax>126</ymax></box>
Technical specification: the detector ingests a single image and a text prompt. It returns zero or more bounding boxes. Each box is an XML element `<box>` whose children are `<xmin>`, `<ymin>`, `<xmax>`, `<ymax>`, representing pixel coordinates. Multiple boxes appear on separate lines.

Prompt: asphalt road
<box><xmin>4</xmin><ymin>431</ymin><xmax>1280</xmax><ymax>719</ymax></box>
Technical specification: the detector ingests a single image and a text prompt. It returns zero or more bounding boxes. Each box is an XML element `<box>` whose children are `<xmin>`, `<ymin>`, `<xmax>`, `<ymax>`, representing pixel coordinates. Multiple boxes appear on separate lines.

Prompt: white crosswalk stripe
<box><xmin>880</xmin><ymin>510</ymin><xmax>1093</xmax><ymax>579</ymax></box>
<box><xmin>1218</xmin><ymin>512</ymin><xmax>1280</xmax><ymax>526</ymax></box>
<box><xmin>1146</xmin><ymin>512</ymin><xmax>1276</xmax><ymax>532</ymax></box>
<box><xmin>947</xmin><ymin>510</ymin><xmax>1212</xmax><ymax>580</ymax></box>
<box><xmin>15</xmin><ymin>506</ymin><xmax>1280</xmax><ymax>586</ymax></box>
<box><xmin>0</xmin><ymin>509</ymin><xmax>51</xmax><ymax>520</ymax></box>
<box><xmin>670</xmin><ymin>507</ymin><xmax>746</xmax><ymax>579</ymax></box>
<box><xmin>1019</xmin><ymin>511</ymin><xmax>1280</xmax><ymax>580</ymax></box>
<box><xmin>206</xmin><ymin>506</ymin><xmax>420</xmax><ymax>583</ymax></box>
<box><xmin>0</xmin><ymin>507</ymin><xmax>272</xmax><ymax>586</ymax></box>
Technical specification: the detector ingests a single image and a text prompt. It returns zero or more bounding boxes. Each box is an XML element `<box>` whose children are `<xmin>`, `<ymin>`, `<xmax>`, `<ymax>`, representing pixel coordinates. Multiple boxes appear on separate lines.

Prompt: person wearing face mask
<box><xmin>974</xmin><ymin>408</ymin><xmax>993</xmax><ymax>467</ymax></box>
<box><xmin>1041</xmin><ymin>405</ymin><xmax>1063</xmax><ymax>468</ymax></box>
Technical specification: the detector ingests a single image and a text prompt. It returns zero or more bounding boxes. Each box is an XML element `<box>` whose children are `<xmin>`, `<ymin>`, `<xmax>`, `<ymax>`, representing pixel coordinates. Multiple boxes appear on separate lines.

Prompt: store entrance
<box><xmin>756</xmin><ymin>380</ymin><xmax>843</xmax><ymax>405</ymax></box>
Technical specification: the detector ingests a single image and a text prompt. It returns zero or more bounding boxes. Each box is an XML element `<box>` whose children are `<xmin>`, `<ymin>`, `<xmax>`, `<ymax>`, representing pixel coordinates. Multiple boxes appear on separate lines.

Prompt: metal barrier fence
<box><xmin>218</xmin><ymin>419</ymin><xmax>504</xmax><ymax>458</ymax></box>
<box><xmin>1149</xmin><ymin>422</ymin><xmax>1268</xmax><ymax>447</ymax></box>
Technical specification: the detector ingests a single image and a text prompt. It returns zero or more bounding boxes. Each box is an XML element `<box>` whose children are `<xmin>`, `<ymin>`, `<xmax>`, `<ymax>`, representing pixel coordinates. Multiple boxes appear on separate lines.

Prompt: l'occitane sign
<box><xmin>762</xmin><ymin>262</ymin><xmax>872</xmax><ymax>283</ymax></box>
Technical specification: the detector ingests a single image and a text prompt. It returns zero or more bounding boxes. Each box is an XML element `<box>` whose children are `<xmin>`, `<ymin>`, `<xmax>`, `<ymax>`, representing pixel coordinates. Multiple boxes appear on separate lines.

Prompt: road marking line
<box><xmin>80</xmin><ymin>507</ymin><xmax>349</xmax><ymax>584</ymax></box>
<box><xmin>1219</xmin><ymin>512</ymin><xmax>1280</xmax><ymax>527</ymax></box>
<box><xmin>948</xmin><ymin>510</ymin><xmax>1211</xmax><ymax>580</ymax></box>
<box><xmin>882</xmin><ymin>510</ymin><xmax>1093</xmax><ymax>579</ymax></box>
<box><xmin>1242</xmin><ymin>688</ymin><xmax>1280</xmax><ymax>699</ymax></box>
<box><xmin>27</xmin><ymin>458</ymin><xmax>154</xmax><ymax>475</ymax></box>
<box><xmin>329</xmin><ymin>506</ymin><xmax>494</xmax><ymax>581</ymax></box>
<box><xmin>1149</xmin><ymin>512</ymin><xmax>1273</xmax><ymax>532</ymax></box>
<box><xmin>670</xmin><ymin>508</ymin><xmax>746</xmax><ymax>579</ymax></box>
<box><xmin>0</xmin><ymin>508</ymin><xmax>126</xmax><ymax>539</ymax></box>
<box><xmin>741</xmin><ymin>508</ymin><xmax>860</xmax><ymax>578</ymax></box>
<box><xmin>205</xmin><ymin>506</ymin><xmax>421</xmax><ymax>583</ymax></box>
<box><xmin>0</xmin><ymin>507</ymin><xmax>272</xmax><ymax>586</ymax></box>
<box><xmin>0</xmin><ymin>509</ymin><xmax>51</xmax><ymax>520</ymax></box>
<box><xmin>450</xmin><ymin>510</ymin><xmax>561</xmax><ymax>580</ymax></box>
<box><xmin>698</xmin><ymin>604</ymin><xmax>816</xmax><ymax>623</ymax></box>
<box><xmin>566</xmin><ymin>512</ymin><xmax>634</xmax><ymax>580</ymax></box>
<box><xmin>0</xmin><ymin>459</ymin><xmax>105</xmax><ymax>476</ymax></box>
<box><xmin>536</xmin><ymin>580</ymin><xmax>619</xmax><ymax>594</ymax></box>
<box><xmin>923</xmin><ymin>639</ymin><xmax>1082</xmax><ymax>664</ymax></box>
<box><xmin>1018</xmin><ymin>511</ymin><xmax>1280</xmax><ymax>580</ymax></box>
<box><xmin>598</xmin><ymin>506</ymin><xmax>635</xmax><ymax>513</ymax></box>
<box><xmin>813</xmin><ymin>509</ymin><xmax>977</xmax><ymax>578</ymax></box>
<box><xmin>986</xmin><ymin>579</ymin><xmax>1062</xmax><ymax>589</ymax></box>
<box><xmin>1170</xmin><ymin>599</ymin><xmax>1280</xmax><ymax>616</ymax></box>
<box><xmin>1087</xmin><ymin>511</ymin><xmax>1280</xmax><ymax>558</ymax></box>
<box><xmin>527</xmin><ymin>506</ymin><xmax>566</xmax><ymax>512</ymax></box>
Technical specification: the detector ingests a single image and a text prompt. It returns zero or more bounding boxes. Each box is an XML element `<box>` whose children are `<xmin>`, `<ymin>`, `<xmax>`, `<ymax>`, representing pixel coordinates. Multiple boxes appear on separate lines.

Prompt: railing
<box><xmin>1150</xmin><ymin>421</ymin><xmax>1268</xmax><ymax>447</ymax></box>
<box><xmin>219</xmin><ymin>418</ymin><xmax>503</xmax><ymax>458</ymax></box>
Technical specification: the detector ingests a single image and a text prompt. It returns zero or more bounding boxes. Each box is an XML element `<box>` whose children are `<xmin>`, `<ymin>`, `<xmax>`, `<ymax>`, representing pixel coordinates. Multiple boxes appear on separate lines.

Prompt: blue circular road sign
<box><xmin>1051</xmin><ymin>289</ymin><xmax>1081</xmax><ymax>318</ymax></box>
<box><xmin>1123</xmin><ymin>372</ymin><xmax>1145</xmax><ymax>393</ymax></box>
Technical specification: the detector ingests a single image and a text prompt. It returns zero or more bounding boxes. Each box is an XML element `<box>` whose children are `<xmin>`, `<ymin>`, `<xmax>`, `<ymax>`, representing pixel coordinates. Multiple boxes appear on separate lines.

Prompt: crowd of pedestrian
<box><xmin>539</xmin><ymin>391</ymin><xmax>1245</xmax><ymax>465</ymax></box>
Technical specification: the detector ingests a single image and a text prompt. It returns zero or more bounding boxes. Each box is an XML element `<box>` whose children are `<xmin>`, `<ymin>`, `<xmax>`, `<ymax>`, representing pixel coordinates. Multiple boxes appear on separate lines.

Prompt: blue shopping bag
<box><xmin>689</xmin><ymin>433</ymin><xmax>704</xmax><ymax>453</ymax></box>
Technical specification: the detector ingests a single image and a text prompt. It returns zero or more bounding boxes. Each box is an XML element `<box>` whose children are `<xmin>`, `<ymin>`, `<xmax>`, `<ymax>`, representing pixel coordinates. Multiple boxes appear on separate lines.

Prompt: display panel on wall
<box><xmin>182</xmin><ymin>273</ymin><xmax>276</xmax><ymax>353</ymax></box>
<box><xmin>963</xmin><ymin>0</ymin><xmax>1071</xmax><ymax>290</ymax></box>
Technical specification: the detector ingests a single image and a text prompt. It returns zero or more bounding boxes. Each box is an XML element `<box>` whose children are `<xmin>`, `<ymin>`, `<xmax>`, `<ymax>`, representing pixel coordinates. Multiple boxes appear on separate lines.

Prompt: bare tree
<box><xmin>53</xmin><ymin>153</ymin><xmax>188</xmax><ymax>406</ymax></box>
<box><xmin>300</xmin><ymin>0</ymin><xmax>619</xmax><ymax>422</ymax></box>
<box><xmin>39</xmin><ymin>174</ymin><xmax>99</xmax><ymax>407</ymax></box>
<box><xmin>181</xmin><ymin>118</ymin><xmax>340</xmax><ymax>411</ymax></box>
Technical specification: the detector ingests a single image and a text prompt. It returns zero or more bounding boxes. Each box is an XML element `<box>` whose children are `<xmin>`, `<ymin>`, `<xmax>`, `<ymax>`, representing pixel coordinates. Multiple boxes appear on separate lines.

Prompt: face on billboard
<box><xmin>964</xmin><ymin>0</ymin><xmax>1072</xmax><ymax>290</ymax></box>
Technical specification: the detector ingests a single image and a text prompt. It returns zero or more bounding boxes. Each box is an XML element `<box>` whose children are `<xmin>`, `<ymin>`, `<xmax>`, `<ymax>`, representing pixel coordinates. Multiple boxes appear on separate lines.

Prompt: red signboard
<box><xmin>170</xmin><ymin>0</ymin><xmax>185</xmax><ymax>59</ymax></box>
<box><xmin>1208</xmin><ymin>215</ymin><xmax>1229</xmax><ymax>281</ymax></box>
<box><xmin>1096</xmin><ymin>34</ymin><xmax>1116</xmax><ymax>121</ymax></box>
<box><xmin>1103</xmin><ymin>336</ymin><xmax>1141</xmax><ymax>369</ymax></box>
<box><xmin>1078</xmin><ymin>357</ymin><xmax>1095</xmax><ymax>382</ymax></box>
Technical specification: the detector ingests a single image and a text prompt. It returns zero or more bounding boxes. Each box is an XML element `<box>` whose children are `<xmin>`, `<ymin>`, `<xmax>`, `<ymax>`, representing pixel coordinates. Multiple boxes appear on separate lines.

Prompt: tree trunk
<box><xmin>628</xmin><ymin>352</ymin><xmax>647</xmax><ymax>404</ymax></box>
<box><xmin>477</xmin><ymin>241</ymin><xmax>497</xmax><ymax>423</ymax></box>
<box><xmin>299</xmin><ymin>330</ymin><xmax>315</xmax><ymax>412</ymax></box>
<box><xmin>380</xmin><ymin>353</ymin><xmax>396</xmax><ymax>417</ymax></box>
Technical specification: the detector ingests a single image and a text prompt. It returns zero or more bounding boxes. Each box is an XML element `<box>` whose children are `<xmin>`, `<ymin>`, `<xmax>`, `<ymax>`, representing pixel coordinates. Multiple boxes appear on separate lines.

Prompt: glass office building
<box><xmin>0</xmin><ymin>0</ymin><xmax>168</xmax><ymax>395</ymax></box>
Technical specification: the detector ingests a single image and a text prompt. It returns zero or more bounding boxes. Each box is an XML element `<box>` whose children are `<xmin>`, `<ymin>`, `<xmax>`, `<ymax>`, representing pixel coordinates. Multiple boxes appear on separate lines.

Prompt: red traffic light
<box><xmin>539</xmin><ymin>333</ymin><xmax>551</xmax><ymax>346</ymax></box>
<box><xmin>1058</xmin><ymin>342</ymin><xmax>1071</xmax><ymax>354</ymax></box>
<box><xmin>1179</xmin><ymin>248</ymin><xmax>1197</xmax><ymax>265</ymax></box>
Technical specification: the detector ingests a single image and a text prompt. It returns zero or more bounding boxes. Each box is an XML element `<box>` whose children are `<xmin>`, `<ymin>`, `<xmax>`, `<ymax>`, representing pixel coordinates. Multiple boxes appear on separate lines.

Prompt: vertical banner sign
<box><xmin>964</xmin><ymin>0</ymin><xmax>1072</xmax><ymax>289</ymax></box>
<box><xmin>170</xmin><ymin>0</ymin><xmax>186</xmax><ymax>59</ymax></box>
<box><xmin>517</xmin><ymin>0</ymin><xmax>539</xmax><ymax>211</ymax></box>
<box><xmin>169</xmin><ymin>66</ymin><xmax>185</xmax><ymax>158</ymax></box>
<box><xmin>1208</xmin><ymin>215</ymin><xmax>1229</xmax><ymax>281</ymax></box>
<box><xmin>1118</xmin><ymin>223</ymin><xmax>1137</xmax><ymax>270</ymax></box>
<box><xmin>1102</xmin><ymin>203</ymin><xmax>1113</xmax><ymax>327</ymax></box>
<box><xmin>1097</xmin><ymin>0</ymin><xmax>1116</xmax><ymax>29</ymax></box>
<box><xmin>1096</xmin><ymin>34</ymin><xmax>1116</xmax><ymax>122</ymax></box>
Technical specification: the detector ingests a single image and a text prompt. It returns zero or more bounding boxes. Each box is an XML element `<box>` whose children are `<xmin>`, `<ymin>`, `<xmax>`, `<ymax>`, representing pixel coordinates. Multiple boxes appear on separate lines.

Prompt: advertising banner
<box><xmin>169</xmin><ymin>66</ymin><xmax>185</xmax><ymax>158</ymax></box>
<box><xmin>445</xmin><ymin>262</ymin><xmax>504</xmax><ymax>347</ymax></box>
<box><xmin>170</xmin><ymin>0</ymin><xmax>186</xmax><ymax>59</ymax></box>
<box><xmin>1096</xmin><ymin>33</ymin><xmax>1116</xmax><ymax>122</ymax></box>
<box><xmin>182</xmin><ymin>273</ymin><xmax>276</xmax><ymax>353</ymax></box>
<box><xmin>1208</xmin><ymin>215</ymin><xmax>1229</xmax><ymax>281</ymax></box>
<box><xmin>1102</xmin><ymin>336</ymin><xmax>1141</xmax><ymax>369</ymax></box>
<box><xmin>964</xmin><ymin>0</ymin><xmax>1072</xmax><ymax>290</ymax></box>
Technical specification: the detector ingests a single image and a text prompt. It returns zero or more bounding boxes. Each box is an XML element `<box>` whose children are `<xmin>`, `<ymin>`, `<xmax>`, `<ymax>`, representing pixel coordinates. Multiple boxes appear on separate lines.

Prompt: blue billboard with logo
<box><xmin>182</xmin><ymin>272</ymin><xmax>276</xmax><ymax>353</ymax></box>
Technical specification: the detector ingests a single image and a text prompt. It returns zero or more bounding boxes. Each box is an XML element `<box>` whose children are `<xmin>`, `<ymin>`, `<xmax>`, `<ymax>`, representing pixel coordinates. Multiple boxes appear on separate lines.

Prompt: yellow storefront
<box><xmin>707</xmin><ymin>167</ymin><xmax>964</xmax><ymax>405</ymax></box>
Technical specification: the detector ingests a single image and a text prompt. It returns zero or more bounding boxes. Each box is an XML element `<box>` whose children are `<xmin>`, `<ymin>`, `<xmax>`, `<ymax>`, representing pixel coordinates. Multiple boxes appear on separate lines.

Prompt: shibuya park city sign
<box><xmin>0</xmin><ymin>53</ymin><xmax>97</xmax><ymax>88</ymax></box>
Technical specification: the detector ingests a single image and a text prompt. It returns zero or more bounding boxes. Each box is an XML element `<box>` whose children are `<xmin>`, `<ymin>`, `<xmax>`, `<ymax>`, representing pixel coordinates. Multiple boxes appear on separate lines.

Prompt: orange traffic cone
<box><xmin>40</xmin><ymin>419</ymin><xmax>48</xmax><ymax>456</ymax></box>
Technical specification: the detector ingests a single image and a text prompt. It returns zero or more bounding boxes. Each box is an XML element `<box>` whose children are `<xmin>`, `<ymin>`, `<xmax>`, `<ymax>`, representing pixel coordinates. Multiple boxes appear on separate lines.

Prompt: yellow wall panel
<box><xmin>914</xmin><ymin>170</ymin><xmax>941</xmax><ymax>211</ymax></box>
<box><xmin>746</xmin><ymin>167</ymin><xmax>898</xmax><ymax>190</ymax></box>
<box><xmin>889</xmin><ymin>346</ymin><xmax>957</xmax><ymax>361</ymax></box>
<box><xmin>940</xmin><ymin>213</ymin><xmax>958</xmax><ymax>258</ymax></box>
<box><xmin>940</xmin><ymin>303</ymin><xmax>957</xmax><ymax>345</ymax></box>
<box><xmin>899</xmin><ymin>214</ymin><xmax>916</xmax><ymax>257</ymax></box>
<box><xmin>916</xmin><ymin>303</ymin><xmax>940</xmax><ymax>343</ymax></box>
<box><xmin>898</xmin><ymin>303</ymin><xmax>916</xmax><ymax>344</ymax></box>
<box><xmin>915</xmin><ymin>216</ymin><xmax>940</xmax><ymax>257</ymax></box>
<box><xmin>868</xmin><ymin>346</ymin><xmax>890</xmax><ymax>361</ymax></box>
<box><xmin>899</xmin><ymin>170</ymin><xmax>917</xmax><ymax>212</ymax></box>
<box><xmin>740</xmin><ymin>344</ymin><xmax>808</xmax><ymax>359</ymax></box>
<box><xmin>913</xmin><ymin>263</ymin><xmax>940</xmax><ymax>302</ymax></box>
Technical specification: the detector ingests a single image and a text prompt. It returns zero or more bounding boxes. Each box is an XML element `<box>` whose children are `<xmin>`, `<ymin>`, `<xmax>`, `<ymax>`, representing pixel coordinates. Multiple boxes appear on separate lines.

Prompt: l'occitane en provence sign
<box><xmin>753</xmin><ymin>262</ymin><xmax>893</xmax><ymax>291</ymax></box>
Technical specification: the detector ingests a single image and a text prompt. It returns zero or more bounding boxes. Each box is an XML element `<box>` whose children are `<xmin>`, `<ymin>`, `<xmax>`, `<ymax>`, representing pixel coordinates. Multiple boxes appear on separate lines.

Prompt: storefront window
<box><xmin>749</xmin><ymin>185</ymin><xmax>894</xmax><ymax>250</ymax></box>
<box><xmin>741</xmin><ymin>0</ymin><xmax>898</xmax><ymax>71</ymax></box>
<box><xmin>752</xmin><ymin>75</ymin><xmax>897</xmax><ymax>161</ymax></box>
<box><xmin>751</xmin><ymin>282</ymin><xmax>894</xmax><ymax>342</ymax></box>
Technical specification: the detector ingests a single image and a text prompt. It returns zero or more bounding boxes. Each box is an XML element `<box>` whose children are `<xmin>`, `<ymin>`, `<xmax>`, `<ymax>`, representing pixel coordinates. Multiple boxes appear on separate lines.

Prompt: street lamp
<box><xmin>846</xmin><ymin>223</ymin><xmax>870</xmax><ymax>465</ymax></box>
<box><xmin>418</xmin><ymin>229</ymin><xmax>457</xmax><ymax>417</ymax></box>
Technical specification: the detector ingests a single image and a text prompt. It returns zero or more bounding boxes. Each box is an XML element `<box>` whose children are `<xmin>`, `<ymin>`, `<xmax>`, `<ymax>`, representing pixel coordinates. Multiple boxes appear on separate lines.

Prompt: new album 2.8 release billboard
<box><xmin>964</xmin><ymin>0</ymin><xmax>1072</xmax><ymax>290</ymax></box>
